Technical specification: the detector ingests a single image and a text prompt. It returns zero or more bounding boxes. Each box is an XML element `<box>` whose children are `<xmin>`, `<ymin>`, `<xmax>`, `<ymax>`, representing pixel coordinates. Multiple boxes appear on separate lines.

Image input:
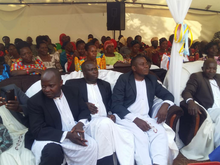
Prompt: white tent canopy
<box><xmin>0</xmin><ymin>0</ymin><xmax>219</xmax><ymax>44</ymax></box>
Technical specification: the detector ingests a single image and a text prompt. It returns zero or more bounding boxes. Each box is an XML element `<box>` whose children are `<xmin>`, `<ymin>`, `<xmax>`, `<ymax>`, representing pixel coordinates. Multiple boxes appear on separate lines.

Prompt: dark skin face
<box><xmin>65</xmin><ymin>42</ymin><xmax>73</xmax><ymax>53</ymax></box>
<box><xmin>132</xmin><ymin>43</ymin><xmax>140</xmax><ymax>54</ymax></box>
<box><xmin>101</xmin><ymin>36</ymin><xmax>106</xmax><ymax>44</ymax></box>
<box><xmin>9</xmin><ymin>45</ymin><xmax>19</xmax><ymax>58</ymax></box>
<box><xmin>160</xmin><ymin>41</ymin><xmax>168</xmax><ymax>50</ymax></box>
<box><xmin>20</xmin><ymin>47</ymin><xmax>33</xmax><ymax>64</ymax></box>
<box><xmin>136</xmin><ymin>36</ymin><xmax>142</xmax><ymax>43</ymax></box>
<box><xmin>132</xmin><ymin>57</ymin><xmax>150</xmax><ymax>80</ymax></box>
<box><xmin>38</xmin><ymin>43</ymin><xmax>48</xmax><ymax>56</ymax></box>
<box><xmin>106</xmin><ymin>45</ymin><xmax>114</xmax><ymax>54</ymax></box>
<box><xmin>202</xmin><ymin>60</ymin><xmax>217</xmax><ymax>79</ymax></box>
<box><xmin>41</xmin><ymin>73</ymin><xmax>63</xmax><ymax>99</ymax></box>
<box><xmin>207</xmin><ymin>45</ymin><xmax>218</xmax><ymax>57</ymax></box>
<box><xmin>26</xmin><ymin>37</ymin><xmax>33</xmax><ymax>45</ymax></box>
<box><xmin>77</xmin><ymin>43</ymin><xmax>86</xmax><ymax>56</ymax></box>
<box><xmin>3</xmin><ymin>37</ymin><xmax>10</xmax><ymax>44</ymax></box>
<box><xmin>94</xmin><ymin>40</ymin><xmax>100</xmax><ymax>49</ymax></box>
<box><xmin>127</xmin><ymin>37</ymin><xmax>133</xmax><ymax>47</ymax></box>
<box><xmin>83</xmin><ymin>63</ymin><xmax>98</xmax><ymax>84</ymax></box>
<box><xmin>87</xmin><ymin>45</ymin><xmax>97</xmax><ymax>61</ymax></box>
<box><xmin>151</xmin><ymin>40</ymin><xmax>158</xmax><ymax>49</ymax></box>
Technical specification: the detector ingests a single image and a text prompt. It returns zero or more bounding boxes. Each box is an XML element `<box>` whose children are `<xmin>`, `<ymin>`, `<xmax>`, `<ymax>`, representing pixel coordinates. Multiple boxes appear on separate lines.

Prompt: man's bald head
<box><xmin>202</xmin><ymin>58</ymin><xmax>217</xmax><ymax>79</ymax></box>
<box><xmin>41</xmin><ymin>68</ymin><xmax>61</xmax><ymax>82</ymax></box>
<box><xmin>81</xmin><ymin>60</ymin><xmax>96</xmax><ymax>72</ymax></box>
<box><xmin>41</xmin><ymin>68</ymin><xmax>63</xmax><ymax>99</ymax></box>
<box><xmin>203</xmin><ymin>58</ymin><xmax>217</xmax><ymax>68</ymax></box>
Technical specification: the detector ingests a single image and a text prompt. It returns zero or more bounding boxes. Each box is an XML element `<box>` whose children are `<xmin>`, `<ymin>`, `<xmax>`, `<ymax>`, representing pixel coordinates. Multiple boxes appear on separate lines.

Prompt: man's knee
<box><xmin>99</xmin><ymin>118</ymin><xmax>114</xmax><ymax>131</ymax></box>
<box><xmin>40</xmin><ymin>143</ymin><xmax>64</xmax><ymax>165</ymax></box>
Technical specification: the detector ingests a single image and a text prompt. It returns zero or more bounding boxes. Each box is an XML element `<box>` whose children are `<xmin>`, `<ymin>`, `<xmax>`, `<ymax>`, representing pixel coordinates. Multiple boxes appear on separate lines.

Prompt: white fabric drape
<box><xmin>166</xmin><ymin>0</ymin><xmax>192</xmax><ymax>105</ymax></box>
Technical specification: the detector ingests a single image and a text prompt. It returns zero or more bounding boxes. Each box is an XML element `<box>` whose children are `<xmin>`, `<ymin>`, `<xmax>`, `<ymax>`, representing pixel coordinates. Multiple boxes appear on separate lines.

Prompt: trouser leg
<box><xmin>146</xmin><ymin>118</ymin><xmax>168</xmax><ymax>165</ymax></box>
<box><xmin>97</xmin><ymin>154</ymin><xmax>114</xmax><ymax>165</ymax></box>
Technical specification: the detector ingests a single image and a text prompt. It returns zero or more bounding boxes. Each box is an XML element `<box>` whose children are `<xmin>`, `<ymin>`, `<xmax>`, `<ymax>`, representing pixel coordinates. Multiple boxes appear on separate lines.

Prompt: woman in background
<box><xmin>10</xmin><ymin>41</ymin><xmax>46</xmax><ymax>76</ymax></box>
<box><xmin>36</xmin><ymin>42</ymin><xmax>62</xmax><ymax>71</ymax></box>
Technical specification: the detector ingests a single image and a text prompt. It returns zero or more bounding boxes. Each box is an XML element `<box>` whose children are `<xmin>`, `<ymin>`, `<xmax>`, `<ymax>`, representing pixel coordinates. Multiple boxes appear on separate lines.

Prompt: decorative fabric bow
<box><xmin>174</xmin><ymin>23</ymin><xmax>193</xmax><ymax>56</ymax></box>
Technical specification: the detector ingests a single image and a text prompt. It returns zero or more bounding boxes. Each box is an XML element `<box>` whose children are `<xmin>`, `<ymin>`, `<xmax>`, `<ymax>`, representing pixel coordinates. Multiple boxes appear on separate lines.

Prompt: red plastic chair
<box><xmin>188</xmin><ymin>162</ymin><xmax>220</xmax><ymax>165</ymax></box>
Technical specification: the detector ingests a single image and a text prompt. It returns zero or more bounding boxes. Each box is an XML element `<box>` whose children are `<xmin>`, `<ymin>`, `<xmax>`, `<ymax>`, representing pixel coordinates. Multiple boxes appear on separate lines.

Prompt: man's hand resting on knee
<box><xmin>66</xmin><ymin>122</ymin><xmax>88</xmax><ymax>146</ymax></box>
<box><xmin>155</xmin><ymin>103</ymin><xmax>169</xmax><ymax>124</ymax></box>
<box><xmin>133</xmin><ymin>117</ymin><xmax>151</xmax><ymax>132</ymax></box>
<box><xmin>187</xmin><ymin>100</ymin><xmax>201</xmax><ymax>116</ymax></box>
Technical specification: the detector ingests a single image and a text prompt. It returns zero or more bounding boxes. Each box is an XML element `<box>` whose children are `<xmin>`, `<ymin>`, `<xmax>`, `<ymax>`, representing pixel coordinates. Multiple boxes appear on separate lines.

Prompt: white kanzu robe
<box><xmin>85</xmin><ymin>83</ymin><xmax>135</xmax><ymax>165</ymax></box>
<box><xmin>116</xmin><ymin>80</ymin><xmax>171</xmax><ymax>165</ymax></box>
<box><xmin>31</xmin><ymin>93</ymin><xmax>97</xmax><ymax>165</ymax></box>
<box><xmin>0</xmin><ymin>106</ymin><xmax>35</xmax><ymax>165</ymax></box>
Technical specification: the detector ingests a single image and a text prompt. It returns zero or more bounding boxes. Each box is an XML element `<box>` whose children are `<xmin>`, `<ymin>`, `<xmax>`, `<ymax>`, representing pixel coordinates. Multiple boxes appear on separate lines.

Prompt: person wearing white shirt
<box><xmin>28</xmin><ymin>68</ymin><xmax>97</xmax><ymax>165</ymax></box>
<box><xmin>65</xmin><ymin>60</ymin><xmax>135</xmax><ymax>165</ymax></box>
<box><xmin>112</xmin><ymin>55</ymin><xmax>174</xmax><ymax>165</ymax></box>
<box><xmin>182</xmin><ymin>58</ymin><xmax>220</xmax><ymax>149</ymax></box>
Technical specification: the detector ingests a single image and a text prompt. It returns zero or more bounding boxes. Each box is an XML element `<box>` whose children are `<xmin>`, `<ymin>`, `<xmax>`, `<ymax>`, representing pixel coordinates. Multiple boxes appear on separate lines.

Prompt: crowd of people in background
<box><xmin>0</xmin><ymin>32</ymin><xmax>220</xmax><ymax>81</ymax></box>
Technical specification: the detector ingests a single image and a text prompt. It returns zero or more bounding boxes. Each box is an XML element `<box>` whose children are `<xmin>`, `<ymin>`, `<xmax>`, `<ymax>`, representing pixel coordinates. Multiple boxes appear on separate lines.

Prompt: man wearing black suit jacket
<box><xmin>65</xmin><ymin>60</ymin><xmax>134</xmax><ymax>165</ymax></box>
<box><xmin>28</xmin><ymin>68</ymin><xmax>97</xmax><ymax>165</ymax></box>
<box><xmin>112</xmin><ymin>55</ymin><xmax>174</xmax><ymax>165</ymax></box>
<box><xmin>182</xmin><ymin>58</ymin><xmax>220</xmax><ymax>148</ymax></box>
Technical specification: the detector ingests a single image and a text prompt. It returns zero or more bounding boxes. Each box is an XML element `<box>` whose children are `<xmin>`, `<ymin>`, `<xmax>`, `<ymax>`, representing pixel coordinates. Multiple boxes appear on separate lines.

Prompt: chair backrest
<box><xmin>25</xmin><ymin>70</ymin><xmax>122</xmax><ymax>98</ymax></box>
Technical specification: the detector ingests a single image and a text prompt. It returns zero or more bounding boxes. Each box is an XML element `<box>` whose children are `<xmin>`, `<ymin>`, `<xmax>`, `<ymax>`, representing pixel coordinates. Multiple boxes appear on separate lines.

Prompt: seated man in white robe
<box><xmin>0</xmin><ymin>84</ymin><xmax>35</xmax><ymax>165</ymax></box>
<box><xmin>112</xmin><ymin>54</ymin><xmax>174</xmax><ymax>165</ymax></box>
<box><xmin>65</xmin><ymin>60</ymin><xmax>134</xmax><ymax>165</ymax></box>
<box><xmin>182</xmin><ymin>58</ymin><xmax>220</xmax><ymax>148</ymax></box>
<box><xmin>28</xmin><ymin>68</ymin><xmax>97</xmax><ymax>165</ymax></box>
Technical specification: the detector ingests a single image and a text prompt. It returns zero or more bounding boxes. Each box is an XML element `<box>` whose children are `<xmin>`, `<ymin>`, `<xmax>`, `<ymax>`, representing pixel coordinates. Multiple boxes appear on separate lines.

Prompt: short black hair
<box><xmin>85</xmin><ymin>42</ymin><xmax>95</xmax><ymax>51</ymax></box>
<box><xmin>205</xmin><ymin>42</ymin><xmax>218</xmax><ymax>54</ymax></box>
<box><xmin>14</xmin><ymin>38</ymin><xmax>23</xmax><ymax>46</ymax></box>
<box><xmin>16</xmin><ymin>41</ymin><xmax>31</xmax><ymax>54</ymax></box>
<box><xmin>92</xmin><ymin>38</ymin><xmax>98</xmax><ymax>44</ymax></box>
<box><xmin>131</xmin><ymin>54</ymin><xmax>152</xmax><ymax>66</ymax></box>
<box><xmin>134</xmin><ymin>35</ymin><xmax>141</xmax><ymax>40</ymax></box>
<box><xmin>76</xmin><ymin>40</ymin><xmax>85</xmax><ymax>48</ymax></box>
<box><xmin>2</xmin><ymin>36</ymin><xmax>9</xmax><ymax>40</ymax></box>
<box><xmin>36</xmin><ymin>35</ymin><xmax>47</xmax><ymax>45</ymax></box>
<box><xmin>130</xmin><ymin>40</ymin><xmax>140</xmax><ymax>47</ymax></box>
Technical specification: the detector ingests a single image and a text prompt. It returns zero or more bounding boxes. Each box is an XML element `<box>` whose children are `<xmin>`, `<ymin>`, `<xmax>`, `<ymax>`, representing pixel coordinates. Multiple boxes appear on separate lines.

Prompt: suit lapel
<box><xmin>80</xmin><ymin>79</ymin><xmax>88</xmax><ymax>102</ymax></box>
<box><xmin>45</xmin><ymin>96</ymin><xmax>62</xmax><ymax>129</ymax></box>
<box><xmin>97</xmin><ymin>79</ymin><xmax>105</xmax><ymax>103</ymax></box>
<box><xmin>62</xmin><ymin>86</ymin><xmax>77</xmax><ymax>118</ymax></box>
<box><xmin>129</xmin><ymin>73</ymin><xmax>136</xmax><ymax>96</ymax></box>
<box><xmin>203</xmin><ymin>76</ymin><xmax>214</xmax><ymax>101</ymax></box>
<box><xmin>145</xmin><ymin>76</ymin><xmax>152</xmax><ymax>102</ymax></box>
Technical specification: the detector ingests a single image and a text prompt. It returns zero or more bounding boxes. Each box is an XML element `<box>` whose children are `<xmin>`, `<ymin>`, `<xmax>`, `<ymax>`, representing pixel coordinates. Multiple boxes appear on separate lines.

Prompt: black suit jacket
<box><xmin>111</xmin><ymin>71</ymin><xmax>174</xmax><ymax>119</ymax></box>
<box><xmin>0</xmin><ymin>84</ymin><xmax>29</xmax><ymax>127</ymax></box>
<box><xmin>28</xmin><ymin>85</ymin><xmax>91</xmax><ymax>143</ymax></box>
<box><xmin>182</xmin><ymin>72</ymin><xmax>220</xmax><ymax>110</ymax></box>
<box><xmin>65</xmin><ymin>78</ymin><xmax>112</xmax><ymax>113</ymax></box>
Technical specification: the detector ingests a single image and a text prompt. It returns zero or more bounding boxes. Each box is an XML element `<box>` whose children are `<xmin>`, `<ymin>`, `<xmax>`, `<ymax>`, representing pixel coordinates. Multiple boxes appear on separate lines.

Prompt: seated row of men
<box><xmin>0</xmin><ymin>55</ymin><xmax>174</xmax><ymax>165</ymax></box>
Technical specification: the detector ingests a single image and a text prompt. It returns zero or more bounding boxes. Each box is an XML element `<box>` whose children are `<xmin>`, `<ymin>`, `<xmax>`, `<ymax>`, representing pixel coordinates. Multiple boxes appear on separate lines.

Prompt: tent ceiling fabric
<box><xmin>0</xmin><ymin>0</ymin><xmax>220</xmax><ymax>12</ymax></box>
